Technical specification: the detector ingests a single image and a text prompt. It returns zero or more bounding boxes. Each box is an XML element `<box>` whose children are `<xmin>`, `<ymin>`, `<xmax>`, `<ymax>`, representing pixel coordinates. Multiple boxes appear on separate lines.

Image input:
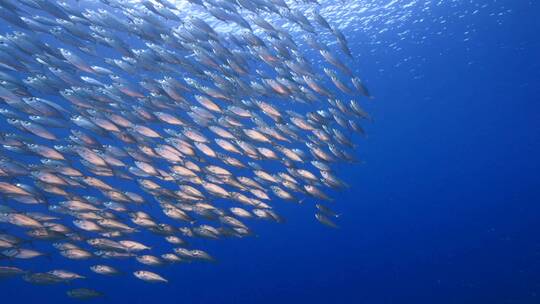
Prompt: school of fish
<box><xmin>0</xmin><ymin>0</ymin><xmax>372</xmax><ymax>299</ymax></box>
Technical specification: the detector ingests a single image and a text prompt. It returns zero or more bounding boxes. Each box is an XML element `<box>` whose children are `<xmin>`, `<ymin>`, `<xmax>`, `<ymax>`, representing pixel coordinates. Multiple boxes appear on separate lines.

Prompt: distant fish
<box><xmin>0</xmin><ymin>266</ymin><xmax>26</xmax><ymax>278</ymax></box>
<box><xmin>90</xmin><ymin>265</ymin><xmax>120</xmax><ymax>276</ymax></box>
<box><xmin>315</xmin><ymin>213</ymin><xmax>339</xmax><ymax>228</ymax></box>
<box><xmin>133</xmin><ymin>270</ymin><xmax>168</xmax><ymax>283</ymax></box>
<box><xmin>67</xmin><ymin>288</ymin><xmax>103</xmax><ymax>300</ymax></box>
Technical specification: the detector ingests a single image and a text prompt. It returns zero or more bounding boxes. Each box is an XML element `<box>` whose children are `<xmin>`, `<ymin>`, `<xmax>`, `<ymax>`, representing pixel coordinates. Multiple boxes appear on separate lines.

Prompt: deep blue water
<box><xmin>1</xmin><ymin>0</ymin><xmax>539</xmax><ymax>303</ymax></box>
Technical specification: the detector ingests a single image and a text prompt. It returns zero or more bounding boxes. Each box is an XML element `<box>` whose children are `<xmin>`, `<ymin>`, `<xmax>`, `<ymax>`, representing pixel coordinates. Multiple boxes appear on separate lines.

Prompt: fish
<box><xmin>59</xmin><ymin>248</ymin><xmax>93</xmax><ymax>260</ymax></box>
<box><xmin>47</xmin><ymin>270</ymin><xmax>85</xmax><ymax>281</ymax></box>
<box><xmin>133</xmin><ymin>270</ymin><xmax>168</xmax><ymax>283</ymax></box>
<box><xmin>315</xmin><ymin>213</ymin><xmax>339</xmax><ymax>228</ymax></box>
<box><xmin>23</xmin><ymin>272</ymin><xmax>65</xmax><ymax>285</ymax></box>
<box><xmin>136</xmin><ymin>254</ymin><xmax>163</xmax><ymax>266</ymax></box>
<box><xmin>0</xmin><ymin>0</ymin><xmax>373</xmax><ymax>297</ymax></box>
<box><xmin>0</xmin><ymin>266</ymin><xmax>26</xmax><ymax>278</ymax></box>
<box><xmin>119</xmin><ymin>240</ymin><xmax>150</xmax><ymax>252</ymax></box>
<box><xmin>90</xmin><ymin>265</ymin><xmax>120</xmax><ymax>276</ymax></box>
<box><xmin>2</xmin><ymin>248</ymin><xmax>47</xmax><ymax>259</ymax></box>
<box><xmin>67</xmin><ymin>288</ymin><xmax>103</xmax><ymax>300</ymax></box>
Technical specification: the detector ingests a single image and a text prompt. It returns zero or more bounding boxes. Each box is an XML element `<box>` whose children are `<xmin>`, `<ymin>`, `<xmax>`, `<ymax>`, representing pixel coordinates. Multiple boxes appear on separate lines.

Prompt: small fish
<box><xmin>67</xmin><ymin>288</ymin><xmax>103</xmax><ymax>300</ymax></box>
<box><xmin>23</xmin><ymin>273</ymin><xmax>65</xmax><ymax>285</ymax></box>
<box><xmin>47</xmin><ymin>270</ymin><xmax>85</xmax><ymax>281</ymax></box>
<box><xmin>0</xmin><ymin>266</ymin><xmax>26</xmax><ymax>278</ymax></box>
<box><xmin>90</xmin><ymin>265</ymin><xmax>120</xmax><ymax>276</ymax></box>
<box><xmin>133</xmin><ymin>270</ymin><xmax>168</xmax><ymax>283</ymax></box>
<box><xmin>315</xmin><ymin>213</ymin><xmax>339</xmax><ymax>229</ymax></box>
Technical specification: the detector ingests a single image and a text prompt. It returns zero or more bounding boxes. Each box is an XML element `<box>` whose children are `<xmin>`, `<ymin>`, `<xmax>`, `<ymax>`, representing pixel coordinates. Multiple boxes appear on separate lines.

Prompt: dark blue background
<box><xmin>1</xmin><ymin>0</ymin><xmax>539</xmax><ymax>303</ymax></box>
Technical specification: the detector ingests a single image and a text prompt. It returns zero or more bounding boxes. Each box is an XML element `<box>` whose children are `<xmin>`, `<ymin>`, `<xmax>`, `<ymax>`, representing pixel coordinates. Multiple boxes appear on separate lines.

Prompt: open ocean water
<box><xmin>0</xmin><ymin>0</ymin><xmax>539</xmax><ymax>303</ymax></box>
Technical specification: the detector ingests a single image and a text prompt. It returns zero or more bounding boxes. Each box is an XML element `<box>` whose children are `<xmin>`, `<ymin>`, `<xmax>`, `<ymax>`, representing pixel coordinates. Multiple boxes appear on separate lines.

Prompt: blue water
<box><xmin>1</xmin><ymin>0</ymin><xmax>540</xmax><ymax>303</ymax></box>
